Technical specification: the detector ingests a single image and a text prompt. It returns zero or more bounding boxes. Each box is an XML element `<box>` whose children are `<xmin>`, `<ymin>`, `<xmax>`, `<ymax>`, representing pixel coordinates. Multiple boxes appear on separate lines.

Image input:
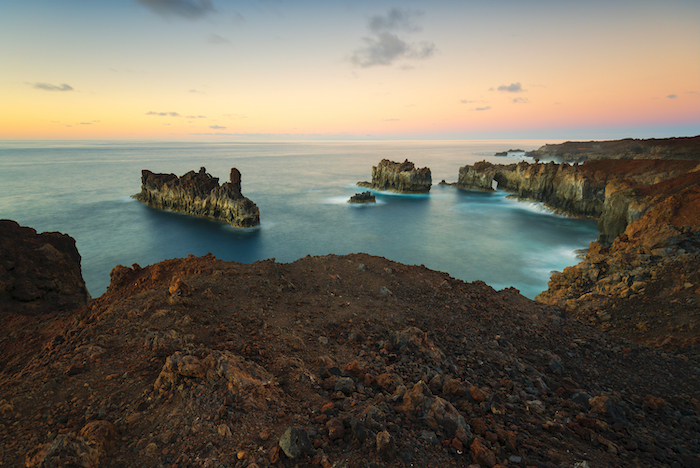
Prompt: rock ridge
<box><xmin>358</xmin><ymin>159</ymin><xmax>432</xmax><ymax>193</ymax></box>
<box><xmin>134</xmin><ymin>167</ymin><xmax>260</xmax><ymax>228</ymax></box>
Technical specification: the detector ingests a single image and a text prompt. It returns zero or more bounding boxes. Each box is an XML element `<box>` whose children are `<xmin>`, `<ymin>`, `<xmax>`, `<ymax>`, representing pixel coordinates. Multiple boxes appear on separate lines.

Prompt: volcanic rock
<box><xmin>0</xmin><ymin>220</ymin><xmax>89</xmax><ymax>315</ymax></box>
<box><xmin>348</xmin><ymin>191</ymin><xmax>376</xmax><ymax>203</ymax></box>
<box><xmin>358</xmin><ymin>159</ymin><xmax>432</xmax><ymax>193</ymax></box>
<box><xmin>2</xmin><ymin>223</ymin><xmax>700</xmax><ymax>468</ymax></box>
<box><xmin>134</xmin><ymin>166</ymin><xmax>260</xmax><ymax>227</ymax></box>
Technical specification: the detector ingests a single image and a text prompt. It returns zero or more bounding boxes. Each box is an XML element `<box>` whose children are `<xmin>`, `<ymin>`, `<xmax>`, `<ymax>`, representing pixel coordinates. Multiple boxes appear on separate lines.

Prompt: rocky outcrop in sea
<box><xmin>358</xmin><ymin>159</ymin><xmax>431</xmax><ymax>193</ymax></box>
<box><xmin>134</xmin><ymin>167</ymin><xmax>260</xmax><ymax>228</ymax></box>
<box><xmin>348</xmin><ymin>191</ymin><xmax>376</xmax><ymax>203</ymax></box>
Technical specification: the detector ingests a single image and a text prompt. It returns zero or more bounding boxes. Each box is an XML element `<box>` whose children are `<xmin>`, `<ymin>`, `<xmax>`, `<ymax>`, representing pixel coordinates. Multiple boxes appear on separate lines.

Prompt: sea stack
<box><xmin>348</xmin><ymin>191</ymin><xmax>376</xmax><ymax>203</ymax></box>
<box><xmin>358</xmin><ymin>159</ymin><xmax>432</xmax><ymax>193</ymax></box>
<box><xmin>134</xmin><ymin>167</ymin><xmax>260</xmax><ymax>228</ymax></box>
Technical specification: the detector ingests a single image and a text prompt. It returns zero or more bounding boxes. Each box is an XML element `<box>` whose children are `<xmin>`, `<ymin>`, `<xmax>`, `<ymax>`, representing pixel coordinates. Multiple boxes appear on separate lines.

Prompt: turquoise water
<box><xmin>0</xmin><ymin>140</ymin><xmax>598</xmax><ymax>299</ymax></box>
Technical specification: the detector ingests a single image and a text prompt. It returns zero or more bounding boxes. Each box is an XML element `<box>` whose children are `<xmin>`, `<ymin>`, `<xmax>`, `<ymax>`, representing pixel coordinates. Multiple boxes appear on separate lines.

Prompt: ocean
<box><xmin>0</xmin><ymin>140</ymin><xmax>598</xmax><ymax>300</ymax></box>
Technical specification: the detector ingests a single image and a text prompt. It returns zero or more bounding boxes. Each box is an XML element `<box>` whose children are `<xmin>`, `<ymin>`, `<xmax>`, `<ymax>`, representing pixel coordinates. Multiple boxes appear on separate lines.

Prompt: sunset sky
<box><xmin>1</xmin><ymin>0</ymin><xmax>698</xmax><ymax>140</ymax></box>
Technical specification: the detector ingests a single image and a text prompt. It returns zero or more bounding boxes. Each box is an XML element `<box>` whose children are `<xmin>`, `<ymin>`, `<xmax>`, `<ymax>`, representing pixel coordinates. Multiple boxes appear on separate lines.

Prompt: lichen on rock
<box><xmin>134</xmin><ymin>167</ymin><xmax>260</xmax><ymax>227</ymax></box>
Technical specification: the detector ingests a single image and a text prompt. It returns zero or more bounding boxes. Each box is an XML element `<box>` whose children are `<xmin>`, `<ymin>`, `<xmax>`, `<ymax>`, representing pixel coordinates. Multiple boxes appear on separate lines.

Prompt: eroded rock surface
<box><xmin>2</xmin><ymin>248</ymin><xmax>699</xmax><ymax>468</ymax></box>
<box><xmin>0</xmin><ymin>220</ymin><xmax>89</xmax><ymax>315</ymax></box>
<box><xmin>134</xmin><ymin>167</ymin><xmax>260</xmax><ymax>227</ymax></box>
<box><xmin>358</xmin><ymin>159</ymin><xmax>431</xmax><ymax>193</ymax></box>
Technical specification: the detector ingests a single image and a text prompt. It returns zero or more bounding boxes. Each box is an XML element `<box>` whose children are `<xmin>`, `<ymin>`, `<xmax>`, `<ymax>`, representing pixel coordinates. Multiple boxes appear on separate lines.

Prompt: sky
<box><xmin>1</xmin><ymin>0</ymin><xmax>699</xmax><ymax>141</ymax></box>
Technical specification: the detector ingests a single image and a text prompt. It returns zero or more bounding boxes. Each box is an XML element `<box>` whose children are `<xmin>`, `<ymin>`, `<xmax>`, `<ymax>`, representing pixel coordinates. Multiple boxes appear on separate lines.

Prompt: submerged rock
<box><xmin>348</xmin><ymin>191</ymin><xmax>376</xmax><ymax>203</ymax></box>
<box><xmin>134</xmin><ymin>167</ymin><xmax>260</xmax><ymax>227</ymax></box>
<box><xmin>358</xmin><ymin>159</ymin><xmax>431</xmax><ymax>193</ymax></box>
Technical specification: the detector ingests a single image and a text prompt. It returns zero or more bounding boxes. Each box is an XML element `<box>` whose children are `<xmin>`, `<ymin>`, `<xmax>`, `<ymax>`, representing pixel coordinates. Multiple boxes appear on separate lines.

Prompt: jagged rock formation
<box><xmin>456</xmin><ymin>159</ymin><xmax>700</xmax><ymax>243</ymax></box>
<box><xmin>134</xmin><ymin>167</ymin><xmax>260</xmax><ymax>228</ymax></box>
<box><xmin>0</xmin><ymin>220</ymin><xmax>89</xmax><ymax>315</ymax></box>
<box><xmin>526</xmin><ymin>135</ymin><xmax>700</xmax><ymax>163</ymax></box>
<box><xmin>348</xmin><ymin>191</ymin><xmax>376</xmax><ymax>203</ymax></box>
<box><xmin>537</xmin><ymin>181</ymin><xmax>700</xmax><ymax>348</ymax></box>
<box><xmin>358</xmin><ymin>159</ymin><xmax>431</xmax><ymax>193</ymax></box>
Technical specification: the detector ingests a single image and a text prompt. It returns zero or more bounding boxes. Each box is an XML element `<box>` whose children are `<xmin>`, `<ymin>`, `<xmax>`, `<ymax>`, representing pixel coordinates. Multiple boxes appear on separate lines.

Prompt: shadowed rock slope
<box><xmin>1</xmin><ymin>238</ymin><xmax>699</xmax><ymax>467</ymax></box>
<box><xmin>135</xmin><ymin>167</ymin><xmax>260</xmax><ymax>228</ymax></box>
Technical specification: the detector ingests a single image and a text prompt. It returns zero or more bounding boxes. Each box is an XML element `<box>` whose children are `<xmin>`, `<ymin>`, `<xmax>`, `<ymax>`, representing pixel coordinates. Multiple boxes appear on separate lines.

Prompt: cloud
<box><xmin>79</xmin><ymin>122</ymin><xmax>92</xmax><ymax>125</ymax></box>
<box><xmin>138</xmin><ymin>0</ymin><xmax>214</xmax><ymax>20</ymax></box>
<box><xmin>351</xmin><ymin>32</ymin><xmax>434</xmax><ymax>68</ymax></box>
<box><xmin>475</xmin><ymin>106</ymin><xmax>491</xmax><ymax>111</ymax></box>
<box><xmin>186</xmin><ymin>115</ymin><xmax>207</xmax><ymax>118</ymax></box>
<box><xmin>667</xmin><ymin>94</ymin><xmax>678</xmax><ymax>99</ymax></box>
<box><xmin>383</xmin><ymin>118</ymin><xmax>399</xmax><ymax>122</ymax></box>
<box><xmin>460</xmin><ymin>99</ymin><xmax>475</xmax><ymax>104</ymax></box>
<box><xmin>208</xmin><ymin>34</ymin><xmax>230</xmax><ymax>45</ymax></box>
<box><xmin>350</xmin><ymin>8</ymin><xmax>435</xmax><ymax>68</ymax></box>
<box><xmin>512</xmin><ymin>97</ymin><xmax>529</xmax><ymax>104</ymax></box>
<box><xmin>146</xmin><ymin>111</ymin><xmax>180</xmax><ymax>117</ymax></box>
<box><xmin>368</xmin><ymin>8</ymin><xmax>423</xmax><ymax>33</ymax></box>
<box><xmin>209</xmin><ymin>125</ymin><xmax>226</xmax><ymax>129</ymax></box>
<box><xmin>497</xmin><ymin>83</ymin><xmax>524</xmax><ymax>93</ymax></box>
<box><xmin>29</xmin><ymin>82</ymin><xmax>73</xmax><ymax>92</ymax></box>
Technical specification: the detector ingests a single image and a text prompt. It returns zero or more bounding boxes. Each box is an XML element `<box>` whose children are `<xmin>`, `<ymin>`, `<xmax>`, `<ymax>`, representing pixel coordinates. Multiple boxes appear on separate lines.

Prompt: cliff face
<box><xmin>457</xmin><ymin>159</ymin><xmax>699</xmax><ymax>244</ymax></box>
<box><xmin>537</xmin><ymin>181</ymin><xmax>700</xmax><ymax>348</ymax></box>
<box><xmin>0</xmin><ymin>220</ymin><xmax>89</xmax><ymax>315</ymax></box>
<box><xmin>135</xmin><ymin>167</ymin><xmax>260</xmax><ymax>228</ymax></box>
<box><xmin>358</xmin><ymin>159</ymin><xmax>431</xmax><ymax>193</ymax></box>
<box><xmin>457</xmin><ymin>161</ymin><xmax>606</xmax><ymax>219</ymax></box>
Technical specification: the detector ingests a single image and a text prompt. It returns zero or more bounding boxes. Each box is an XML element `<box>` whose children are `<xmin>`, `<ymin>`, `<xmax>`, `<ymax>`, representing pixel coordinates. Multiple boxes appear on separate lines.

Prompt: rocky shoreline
<box><xmin>134</xmin><ymin>167</ymin><xmax>260</xmax><ymax>228</ymax></box>
<box><xmin>358</xmin><ymin>159</ymin><xmax>432</xmax><ymax>194</ymax></box>
<box><xmin>455</xmin><ymin>150</ymin><xmax>700</xmax><ymax>350</ymax></box>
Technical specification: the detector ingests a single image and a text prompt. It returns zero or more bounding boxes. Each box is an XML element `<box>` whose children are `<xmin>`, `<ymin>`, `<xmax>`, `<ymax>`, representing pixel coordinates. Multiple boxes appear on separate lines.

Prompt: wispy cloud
<box><xmin>186</xmin><ymin>115</ymin><xmax>207</xmax><ymax>119</ymax></box>
<box><xmin>368</xmin><ymin>8</ymin><xmax>423</xmax><ymax>33</ymax></box>
<box><xmin>29</xmin><ymin>82</ymin><xmax>73</xmax><ymax>92</ymax></box>
<box><xmin>209</xmin><ymin>125</ymin><xmax>226</xmax><ymax>129</ymax></box>
<box><xmin>512</xmin><ymin>97</ymin><xmax>529</xmax><ymax>104</ymax></box>
<box><xmin>383</xmin><ymin>118</ymin><xmax>400</xmax><ymax>122</ymax></box>
<box><xmin>497</xmin><ymin>82</ymin><xmax>524</xmax><ymax>93</ymax></box>
<box><xmin>146</xmin><ymin>111</ymin><xmax>181</xmax><ymax>117</ymax></box>
<box><xmin>475</xmin><ymin>106</ymin><xmax>491</xmax><ymax>111</ymax></box>
<box><xmin>208</xmin><ymin>34</ymin><xmax>230</xmax><ymax>45</ymax></box>
<box><xmin>138</xmin><ymin>0</ymin><xmax>214</xmax><ymax>20</ymax></box>
<box><xmin>350</xmin><ymin>8</ymin><xmax>435</xmax><ymax>68</ymax></box>
<box><xmin>667</xmin><ymin>94</ymin><xmax>678</xmax><ymax>99</ymax></box>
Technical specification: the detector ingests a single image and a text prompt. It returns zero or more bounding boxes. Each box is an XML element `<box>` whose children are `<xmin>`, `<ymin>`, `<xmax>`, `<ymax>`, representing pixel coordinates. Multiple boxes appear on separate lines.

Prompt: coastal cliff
<box><xmin>526</xmin><ymin>135</ymin><xmax>700</xmax><ymax>163</ymax></box>
<box><xmin>457</xmin><ymin>159</ymin><xmax>700</xmax><ymax>243</ymax></box>
<box><xmin>537</xmin><ymin>177</ymin><xmax>700</xmax><ymax>348</ymax></box>
<box><xmin>134</xmin><ymin>167</ymin><xmax>260</xmax><ymax>228</ymax></box>
<box><xmin>358</xmin><ymin>159</ymin><xmax>431</xmax><ymax>193</ymax></box>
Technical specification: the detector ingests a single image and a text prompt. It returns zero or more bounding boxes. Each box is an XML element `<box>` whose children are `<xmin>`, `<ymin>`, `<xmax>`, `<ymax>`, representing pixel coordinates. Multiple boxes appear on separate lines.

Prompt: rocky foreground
<box><xmin>358</xmin><ymin>159</ymin><xmax>432</xmax><ymax>194</ymax></box>
<box><xmin>135</xmin><ymin>167</ymin><xmax>260</xmax><ymax>228</ymax></box>
<box><xmin>1</xmin><ymin>221</ymin><xmax>700</xmax><ymax>468</ymax></box>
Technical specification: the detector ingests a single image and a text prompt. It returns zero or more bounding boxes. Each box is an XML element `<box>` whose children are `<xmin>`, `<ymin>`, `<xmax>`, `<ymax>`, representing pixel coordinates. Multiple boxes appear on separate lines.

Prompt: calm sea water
<box><xmin>0</xmin><ymin>140</ymin><xmax>598</xmax><ymax>299</ymax></box>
